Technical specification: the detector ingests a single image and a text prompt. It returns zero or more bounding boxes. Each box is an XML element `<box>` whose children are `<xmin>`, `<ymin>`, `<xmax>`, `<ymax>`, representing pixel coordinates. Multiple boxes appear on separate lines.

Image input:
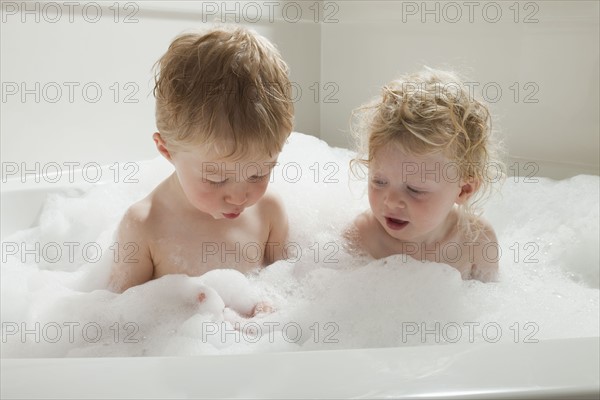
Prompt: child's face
<box><xmin>368</xmin><ymin>144</ymin><xmax>470</xmax><ymax>244</ymax></box>
<box><xmin>169</xmin><ymin>145</ymin><xmax>277</xmax><ymax>220</ymax></box>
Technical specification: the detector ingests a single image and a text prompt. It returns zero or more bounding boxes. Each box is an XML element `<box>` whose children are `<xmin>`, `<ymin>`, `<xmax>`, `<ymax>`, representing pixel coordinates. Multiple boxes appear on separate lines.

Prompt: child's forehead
<box><xmin>372</xmin><ymin>144</ymin><xmax>451</xmax><ymax>166</ymax></box>
<box><xmin>180</xmin><ymin>141</ymin><xmax>272</xmax><ymax>159</ymax></box>
<box><xmin>179</xmin><ymin>147</ymin><xmax>278</xmax><ymax>172</ymax></box>
<box><xmin>370</xmin><ymin>145</ymin><xmax>461</xmax><ymax>183</ymax></box>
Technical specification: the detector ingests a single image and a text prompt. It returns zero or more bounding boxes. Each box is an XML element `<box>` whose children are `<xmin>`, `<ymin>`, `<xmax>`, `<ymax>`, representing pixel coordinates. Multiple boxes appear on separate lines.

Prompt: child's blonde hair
<box><xmin>153</xmin><ymin>25</ymin><xmax>294</xmax><ymax>159</ymax></box>
<box><xmin>351</xmin><ymin>67</ymin><xmax>504</xmax><ymax>238</ymax></box>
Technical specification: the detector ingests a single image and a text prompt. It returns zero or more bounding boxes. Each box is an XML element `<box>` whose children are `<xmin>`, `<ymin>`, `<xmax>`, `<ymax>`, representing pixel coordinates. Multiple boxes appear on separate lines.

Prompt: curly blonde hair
<box><xmin>351</xmin><ymin>67</ymin><xmax>504</xmax><ymax>238</ymax></box>
<box><xmin>153</xmin><ymin>25</ymin><xmax>294</xmax><ymax>159</ymax></box>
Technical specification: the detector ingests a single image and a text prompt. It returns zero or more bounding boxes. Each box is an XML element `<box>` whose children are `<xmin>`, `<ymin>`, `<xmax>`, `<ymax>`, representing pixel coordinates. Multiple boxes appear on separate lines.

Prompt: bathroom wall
<box><xmin>2</xmin><ymin>1</ymin><xmax>598</xmax><ymax>178</ymax></box>
<box><xmin>1</xmin><ymin>1</ymin><xmax>321</xmax><ymax>166</ymax></box>
<box><xmin>319</xmin><ymin>1</ymin><xmax>600</xmax><ymax>177</ymax></box>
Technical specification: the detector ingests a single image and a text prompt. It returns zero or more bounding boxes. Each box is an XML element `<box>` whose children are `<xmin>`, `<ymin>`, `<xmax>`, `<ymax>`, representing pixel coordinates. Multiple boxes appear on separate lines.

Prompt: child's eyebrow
<box><xmin>200</xmin><ymin>161</ymin><xmax>278</xmax><ymax>177</ymax></box>
<box><xmin>405</xmin><ymin>173</ymin><xmax>436</xmax><ymax>184</ymax></box>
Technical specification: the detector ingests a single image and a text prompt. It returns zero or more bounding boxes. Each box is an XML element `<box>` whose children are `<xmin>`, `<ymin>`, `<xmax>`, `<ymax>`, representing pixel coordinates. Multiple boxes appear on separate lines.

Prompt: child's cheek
<box><xmin>253</xmin><ymin>181</ymin><xmax>270</xmax><ymax>201</ymax></box>
<box><xmin>367</xmin><ymin>187</ymin><xmax>381</xmax><ymax>209</ymax></box>
<box><xmin>191</xmin><ymin>185</ymin><xmax>218</xmax><ymax>205</ymax></box>
<box><xmin>417</xmin><ymin>202</ymin><xmax>444</xmax><ymax>226</ymax></box>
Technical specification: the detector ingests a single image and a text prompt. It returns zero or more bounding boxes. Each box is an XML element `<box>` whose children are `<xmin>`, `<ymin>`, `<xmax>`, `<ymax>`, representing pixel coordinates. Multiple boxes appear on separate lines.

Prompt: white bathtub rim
<box><xmin>1</xmin><ymin>336</ymin><xmax>599</xmax><ymax>399</ymax></box>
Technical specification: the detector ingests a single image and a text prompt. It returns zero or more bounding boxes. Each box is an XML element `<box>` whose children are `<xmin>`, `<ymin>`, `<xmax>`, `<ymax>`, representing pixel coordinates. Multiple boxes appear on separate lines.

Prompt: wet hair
<box><xmin>153</xmin><ymin>25</ymin><xmax>294</xmax><ymax>159</ymax></box>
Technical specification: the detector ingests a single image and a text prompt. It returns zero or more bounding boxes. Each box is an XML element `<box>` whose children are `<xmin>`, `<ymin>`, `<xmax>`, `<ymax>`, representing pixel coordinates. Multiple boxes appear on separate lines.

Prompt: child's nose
<box><xmin>226</xmin><ymin>184</ymin><xmax>248</xmax><ymax>205</ymax></box>
<box><xmin>385</xmin><ymin>191</ymin><xmax>406</xmax><ymax>209</ymax></box>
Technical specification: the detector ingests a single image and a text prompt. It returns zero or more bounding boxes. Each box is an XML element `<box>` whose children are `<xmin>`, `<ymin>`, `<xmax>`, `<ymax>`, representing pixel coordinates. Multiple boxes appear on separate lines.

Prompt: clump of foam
<box><xmin>1</xmin><ymin>132</ymin><xmax>598</xmax><ymax>357</ymax></box>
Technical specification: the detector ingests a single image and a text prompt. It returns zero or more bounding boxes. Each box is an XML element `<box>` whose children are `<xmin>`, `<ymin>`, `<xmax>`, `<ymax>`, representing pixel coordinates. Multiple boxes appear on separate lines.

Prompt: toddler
<box><xmin>346</xmin><ymin>68</ymin><xmax>503</xmax><ymax>282</ymax></box>
<box><xmin>109</xmin><ymin>26</ymin><xmax>294</xmax><ymax>300</ymax></box>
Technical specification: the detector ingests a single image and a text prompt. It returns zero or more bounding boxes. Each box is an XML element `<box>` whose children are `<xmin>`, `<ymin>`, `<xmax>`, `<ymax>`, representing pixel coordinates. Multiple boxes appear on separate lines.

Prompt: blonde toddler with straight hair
<box><xmin>109</xmin><ymin>26</ymin><xmax>294</xmax><ymax>309</ymax></box>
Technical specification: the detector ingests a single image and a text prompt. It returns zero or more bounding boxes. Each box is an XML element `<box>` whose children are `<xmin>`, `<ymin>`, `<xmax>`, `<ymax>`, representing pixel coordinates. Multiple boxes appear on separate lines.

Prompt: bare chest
<box><xmin>364</xmin><ymin>230</ymin><xmax>474</xmax><ymax>279</ymax></box>
<box><xmin>148</xmin><ymin>214</ymin><xmax>269</xmax><ymax>278</ymax></box>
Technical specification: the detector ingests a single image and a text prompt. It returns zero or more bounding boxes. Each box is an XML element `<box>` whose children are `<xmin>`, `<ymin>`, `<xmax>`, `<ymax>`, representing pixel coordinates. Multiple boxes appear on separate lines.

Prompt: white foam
<box><xmin>1</xmin><ymin>133</ymin><xmax>598</xmax><ymax>357</ymax></box>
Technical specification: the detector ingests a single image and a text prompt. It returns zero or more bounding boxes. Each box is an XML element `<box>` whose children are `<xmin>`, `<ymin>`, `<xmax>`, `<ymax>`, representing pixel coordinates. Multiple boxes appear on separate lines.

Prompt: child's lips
<box><xmin>385</xmin><ymin>216</ymin><xmax>409</xmax><ymax>230</ymax></box>
<box><xmin>223</xmin><ymin>211</ymin><xmax>242</xmax><ymax>219</ymax></box>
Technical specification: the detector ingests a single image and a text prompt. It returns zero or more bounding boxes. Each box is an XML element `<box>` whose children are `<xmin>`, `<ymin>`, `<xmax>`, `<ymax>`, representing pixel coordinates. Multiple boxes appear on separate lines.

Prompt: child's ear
<box><xmin>456</xmin><ymin>177</ymin><xmax>480</xmax><ymax>205</ymax></box>
<box><xmin>153</xmin><ymin>132</ymin><xmax>173</xmax><ymax>161</ymax></box>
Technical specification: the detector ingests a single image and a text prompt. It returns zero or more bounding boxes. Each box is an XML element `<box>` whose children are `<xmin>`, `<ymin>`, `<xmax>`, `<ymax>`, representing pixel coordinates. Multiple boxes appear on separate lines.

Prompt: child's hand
<box><xmin>251</xmin><ymin>301</ymin><xmax>275</xmax><ymax>317</ymax></box>
<box><xmin>222</xmin><ymin>302</ymin><xmax>275</xmax><ymax>328</ymax></box>
<box><xmin>236</xmin><ymin>301</ymin><xmax>276</xmax><ymax>318</ymax></box>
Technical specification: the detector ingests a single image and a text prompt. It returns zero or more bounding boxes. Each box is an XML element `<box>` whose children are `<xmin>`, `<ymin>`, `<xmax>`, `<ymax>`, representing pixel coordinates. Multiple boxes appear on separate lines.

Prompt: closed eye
<box><xmin>205</xmin><ymin>178</ymin><xmax>228</xmax><ymax>186</ymax></box>
<box><xmin>407</xmin><ymin>186</ymin><xmax>425</xmax><ymax>195</ymax></box>
<box><xmin>371</xmin><ymin>179</ymin><xmax>387</xmax><ymax>187</ymax></box>
<box><xmin>248</xmin><ymin>174</ymin><xmax>269</xmax><ymax>183</ymax></box>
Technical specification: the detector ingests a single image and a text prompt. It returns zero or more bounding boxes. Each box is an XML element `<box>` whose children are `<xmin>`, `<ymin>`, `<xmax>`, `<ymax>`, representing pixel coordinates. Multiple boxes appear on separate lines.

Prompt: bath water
<box><xmin>1</xmin><ymin>133</ymin><xmax>598</xmax><ymax>357</ymax></box>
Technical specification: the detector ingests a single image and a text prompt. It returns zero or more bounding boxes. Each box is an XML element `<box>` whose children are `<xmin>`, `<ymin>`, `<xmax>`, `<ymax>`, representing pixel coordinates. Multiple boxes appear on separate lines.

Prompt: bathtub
<box><xmin>3</xmin><ymin>0</ymin><xmax>599</xmax><ymax>397</ymax></box>
<box><xmin>1</xmin><ymin>337</ymin><xmax>598</xmax><ymax>399</ymax></box>
<box><xmin>1</xmin><ymin>163</ymin><xmax>599</xmax><ymax>399</ymax></box>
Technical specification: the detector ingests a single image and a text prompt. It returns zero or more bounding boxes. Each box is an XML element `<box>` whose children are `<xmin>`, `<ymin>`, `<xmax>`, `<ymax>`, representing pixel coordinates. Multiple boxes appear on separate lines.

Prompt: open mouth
<box><xmin>385</xmin><ymin>217</ymin><xmax>408</xmax><ymax>230</ymax></box>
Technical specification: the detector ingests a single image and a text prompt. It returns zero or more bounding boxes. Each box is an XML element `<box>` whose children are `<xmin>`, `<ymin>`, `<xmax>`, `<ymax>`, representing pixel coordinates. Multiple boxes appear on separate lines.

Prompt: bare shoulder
<box><xmin>256</xmin><ymin>191</ymin><xmax>287</xmax><ymax>222</ymax></box>
<box><xmin>343</xmin><ymin>210</ymin><xmax>374</xmax><ymax>255</ymax></box>
<box><xmin>353</xmin><ymin>210</ymin><xmax>374</xmax><ymax>231</ymax></box>
<box><xmin>119</xmin><ymin>178</ymin><xmax>173</xmax><ymax>233</ymax></box>
<box><xmin>258</xmin><ymin>191</ymin><xmax>289</xmax><ymax>263</ymax></box>
<box><xmin>118</xmin><ymin>196</ymin><xmax>153</xmax><ymax>236</ymax></box>
<box><xmin>350</xmin><ymin>210</ymin><xmax>378</xmax><ymax>237</ymax></box>
<box><xmin>108</xmin><ymin>195</ymin><xmax>155</xmax><ymax>293</ymax></box>
<box><xmin>472</xmin><ymin>216</ymin><xmax>498</xmax><ymax>243</ymax></box>
<box><xmin>257</xmin><ymin>190</ymin><xmax>285</xmax><ymax>209</ymax></box>
<box><xmin>468</xmin><ymin>215</ymin><xmax>499</xmax><ymax>282</ymax></box>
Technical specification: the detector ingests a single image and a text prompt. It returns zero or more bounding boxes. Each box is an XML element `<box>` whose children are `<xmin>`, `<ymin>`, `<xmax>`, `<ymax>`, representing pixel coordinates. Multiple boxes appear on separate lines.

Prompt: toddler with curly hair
<box><xmin>346</xmin><ymin>68</ymin><xmax>503</xmax><ymax>282</ymax></box>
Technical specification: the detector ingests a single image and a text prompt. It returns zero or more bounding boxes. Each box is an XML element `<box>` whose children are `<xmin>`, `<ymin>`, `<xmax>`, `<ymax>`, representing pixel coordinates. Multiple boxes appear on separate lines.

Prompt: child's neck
<box><xmin>405</xmin><ymin>208</ymin><xmax>460</xmax><ymax>248</ymax></box>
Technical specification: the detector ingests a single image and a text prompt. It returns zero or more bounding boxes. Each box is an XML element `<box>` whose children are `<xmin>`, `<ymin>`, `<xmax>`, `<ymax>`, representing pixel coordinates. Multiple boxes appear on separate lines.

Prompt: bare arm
<box><xmin>343</xmin><ymin>211</ymin><xmax>372</xmax><ymax>256</ymax></box>
<box><xmin>263</xmin><ymin>193</ymin><xmax>289</xmax><ymax>264</ymax></box>
<box><xmin>107</xmin><ymin>206</ymin><xmax>154</xmax><ymax>293</ymax></box>
<box><xmin>470</xmin><ymin>221</ymin><xmax>500</xmax><ymax>283</ymax></box>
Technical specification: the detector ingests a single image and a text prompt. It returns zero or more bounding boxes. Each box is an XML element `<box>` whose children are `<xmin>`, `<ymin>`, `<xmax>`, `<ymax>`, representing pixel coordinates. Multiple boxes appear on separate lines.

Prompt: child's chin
<box><xmin>386</xmin><ymin>229</ymin><xmax>408</xmax><ymax>240</ymax></box>
<box><xmin>381</xmin><ymin>222</ymin><xmax>412</xmax><ymax>239</ymax></box>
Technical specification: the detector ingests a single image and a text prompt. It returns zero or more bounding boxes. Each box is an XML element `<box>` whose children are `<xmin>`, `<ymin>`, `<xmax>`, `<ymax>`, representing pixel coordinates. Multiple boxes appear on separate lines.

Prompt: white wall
<box><xmin>1</xmin><ymin>1</ymin><xmax>321</xmax><ymax>166</ymax></box>
<box><xmin>1</xmin><ymin>1</ymin><xmax>599</xmax><ymax>178</ymax></box>
<box><xmin>320</xmin><ymin>1</ymin><xmax>600</xmax><ymax>177</ymax></box>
